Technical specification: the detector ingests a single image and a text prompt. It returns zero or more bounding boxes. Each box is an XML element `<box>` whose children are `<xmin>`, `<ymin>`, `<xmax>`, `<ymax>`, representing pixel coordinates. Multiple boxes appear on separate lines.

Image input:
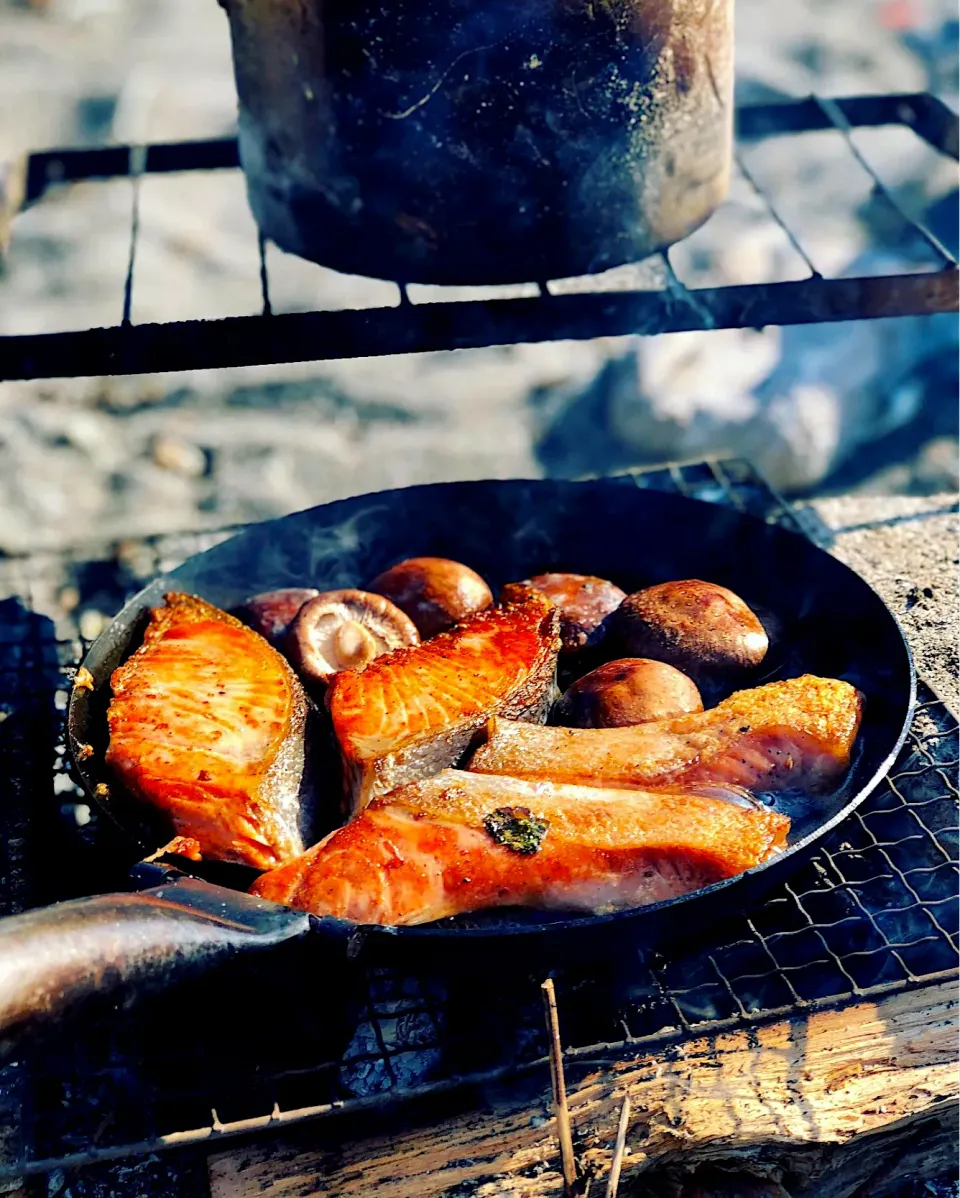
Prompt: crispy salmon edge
<box><xmin>106</xmin><ymin>590</ymin><xmax>319</xmax><ymax>867</ymax></box>
<box><xmin>326</xmin><ymin>594</ymin><xmax>562</xmax><ymax>812</ymax></box>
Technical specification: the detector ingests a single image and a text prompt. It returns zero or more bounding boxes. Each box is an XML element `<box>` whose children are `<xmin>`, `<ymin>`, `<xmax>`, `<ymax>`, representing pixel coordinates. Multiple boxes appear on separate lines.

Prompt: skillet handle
<box><xmin>0</xmin><ymin>872</ymin><xmax>356</xmax><ymax>1059</ymax></box>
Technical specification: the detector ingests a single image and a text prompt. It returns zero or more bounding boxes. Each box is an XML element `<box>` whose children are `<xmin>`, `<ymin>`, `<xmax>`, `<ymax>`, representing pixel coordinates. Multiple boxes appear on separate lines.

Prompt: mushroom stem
<box><xmin>287</xmin><ymin>588</ymin><xmax>420</xmax><ymax>686</ymax></box>
<box><xmin>335</xmin><ymin>620</ymin><xmax>379</xmax><ymax>669</ymax></box>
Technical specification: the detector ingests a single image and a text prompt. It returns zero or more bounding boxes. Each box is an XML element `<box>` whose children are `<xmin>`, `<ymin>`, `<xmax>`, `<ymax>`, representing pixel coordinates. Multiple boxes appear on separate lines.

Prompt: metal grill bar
<box><xmin>257</xmin><ymin>231</ymin><xmax>272</xmax><ymax>318</ymax></box>
<box><xmin>1</xmin><ymin>270</ymin><xmax>955</xmax><ymax>382</ymax></box>
<box><xmin>813</xmin><ymin>94</ymin><xmax>956</xmax><ymax>266</ymax></box>
<box><xmin>659</xmin><ymin>252</ymin><xmax>718</xmax><ymax>330</ymax></box>
<box><xmin>21</xmin><ymin>138</ymin><xmax>241</xmax><ymax>205</ymax></box>
<box><xmin>1</xmin><ymin>94</ymin><xmax>956</xmax><ymax>382</ymax></box>
<box><xmin>16</xmin><ymin>94</ymin><xmax>956</xmax><ymax>205</ymax></box>
<box><xmin>736</xmin><ymin>92</ymin><xmax>959</xmax><ymax>155</ymax></box>
<box><xmin>121</xmin><ymin>146</ymin><xmax>146</xmax><ymax>329</ymax></box>
<box><xmin>731</xmin><ymin>149</ymin><xmax>822</xmax><ymax>277</ymax></box>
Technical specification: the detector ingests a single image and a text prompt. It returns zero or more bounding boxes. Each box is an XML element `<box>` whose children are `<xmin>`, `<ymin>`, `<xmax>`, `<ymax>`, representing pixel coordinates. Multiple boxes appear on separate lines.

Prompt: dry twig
<box><xmin>606</xmin><ymin>1096</ymin><xmax>631</xmax><ymax>1198</ymax></box>
<box><xmin>541</xmin><ymin>978</ymin><xmax>577</xmax><ymax>1194</ymax></box>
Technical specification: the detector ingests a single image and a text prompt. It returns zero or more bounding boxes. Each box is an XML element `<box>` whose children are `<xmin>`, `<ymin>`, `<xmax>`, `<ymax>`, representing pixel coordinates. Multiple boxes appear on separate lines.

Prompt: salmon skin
<box><xmin>106</xmin><ymin>593</ymin><xmax>314</xmax><ymax>870</ymax></box>
<box><xmin>326</xmin><ymin>590</ymin><xmax>561</xmax><ymax>813</ymax></box>
<box><xmin>250</xmin><ymin>769</ymin><xmax>790</xmax><ymax>926</ymax></box>
<box><xmin>469</xmin><ymin>676</ymin><xmax>863</xmax><ymax>797</ymax></box>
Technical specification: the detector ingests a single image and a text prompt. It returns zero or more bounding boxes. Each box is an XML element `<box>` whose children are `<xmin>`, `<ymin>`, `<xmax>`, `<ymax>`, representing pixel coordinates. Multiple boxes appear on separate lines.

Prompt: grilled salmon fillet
<box><xmin>469</xmin><ymin>676</ymin><xmax>862</xmax><ymax>796</ymax></box>
<box><xmin>326</xmin><ymin>591</ymin><xmax>561</xmax><ymax>813</ymax></box>
<box><xmin>250</xmin><ymin>769</ymin><xmax>790</xmax><ymax>925</ymax></box>
<box><xmin>106</xmin><ymin>593</ymin><xmax>314</xmax><ymax>870</ymax></box>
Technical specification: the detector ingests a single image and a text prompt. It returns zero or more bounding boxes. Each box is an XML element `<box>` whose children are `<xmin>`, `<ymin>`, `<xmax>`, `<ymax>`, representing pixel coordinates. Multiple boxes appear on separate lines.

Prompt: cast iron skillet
<box><xmin>0</xmin><ymin>478</ymin><xmax>915</xmax><ymax>1047</ymax></box>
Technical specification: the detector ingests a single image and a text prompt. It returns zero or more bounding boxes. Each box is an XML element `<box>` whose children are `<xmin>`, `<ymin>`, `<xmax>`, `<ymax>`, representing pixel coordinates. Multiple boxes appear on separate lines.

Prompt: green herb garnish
<box><xmin>483</xmin><ymin>806</ymin><xmax>548</xmax><ymax>855</ymax></box>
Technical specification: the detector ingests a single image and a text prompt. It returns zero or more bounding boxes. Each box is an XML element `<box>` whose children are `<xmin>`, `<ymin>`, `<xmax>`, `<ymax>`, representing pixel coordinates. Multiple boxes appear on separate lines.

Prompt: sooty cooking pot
<box><xmin>218</xmin><ymin>0</ymin><xmax>734</xmax><ymax>284</ymax></box>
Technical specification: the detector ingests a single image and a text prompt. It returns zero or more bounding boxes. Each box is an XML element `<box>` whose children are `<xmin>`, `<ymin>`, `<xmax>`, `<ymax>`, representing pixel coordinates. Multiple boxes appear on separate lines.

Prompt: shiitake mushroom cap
<box><xmin>235</xmin><ymin>587</ymin><xmax>320</xmax><ymax>645</ymax></box>
<box><xmin>369</xmin><ymin>556</ymin><xmax>493</xmax><ymax>639</ymax></box>
<box><xmin>612</xmin><ymin>579</ymin><xmax>768</xmax><ymax>685</ymax></box>
<box><xmin>501</xmin><ymin>572</ymin><xmax>626</xmax><ymax>655</ymax></box>
<box><xmin>553</xmin><ymin>658</ymin><xmax>703</xmax><ymax>728</ymax></box>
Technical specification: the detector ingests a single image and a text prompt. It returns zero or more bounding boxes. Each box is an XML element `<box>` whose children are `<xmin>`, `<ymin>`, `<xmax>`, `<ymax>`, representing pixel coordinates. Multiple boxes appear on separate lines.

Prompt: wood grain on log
<box><xmin>208</xmin><ymin>981</ymin><xmax>958</xmax><ymax>1198</ymax></box>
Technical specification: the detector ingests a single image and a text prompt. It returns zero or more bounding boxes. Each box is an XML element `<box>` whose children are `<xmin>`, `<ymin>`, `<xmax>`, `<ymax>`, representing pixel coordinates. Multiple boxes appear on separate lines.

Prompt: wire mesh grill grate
<box><xmin>0</xmin><ymin>93</ymin><xmax>957</xmax><ymax>380</ymax></box>
<box><xmin>0</xmin><ymin>458</ymin><xmax>955</xmax><ymax>1179</ymax></box>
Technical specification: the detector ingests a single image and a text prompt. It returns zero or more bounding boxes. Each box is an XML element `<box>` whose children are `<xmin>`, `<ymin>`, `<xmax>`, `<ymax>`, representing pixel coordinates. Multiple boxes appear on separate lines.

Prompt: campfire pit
<box><xmin>0</xmin><ymin>460</ymin><xmax>954</xmax><ymax>1196</ymax></box>
<box><xmin>0</xmin><ymin>25</ymin><xmax>957</xmax><ymax>1186</ymax></box>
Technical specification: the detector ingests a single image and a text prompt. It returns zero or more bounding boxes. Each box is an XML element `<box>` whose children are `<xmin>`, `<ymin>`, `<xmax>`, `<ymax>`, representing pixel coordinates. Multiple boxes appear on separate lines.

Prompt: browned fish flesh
<box><xmin>106</xmin><ymin>593</ymin><xmax>314</xmax><ymax>870</ymax></box>
<box><xmin>326</xmin><ymin>590</ymin><xmax>561</xmax><ymax>813</ymax></box>
<box><xmin>469</xmin><ymin>676</ymin><xmax>862</xmax><ymax>796</ymax></box>
<box><xmin>250</xmin><ymin>769</ymin><xmax>790</xmax><ymax>925</ymax></box>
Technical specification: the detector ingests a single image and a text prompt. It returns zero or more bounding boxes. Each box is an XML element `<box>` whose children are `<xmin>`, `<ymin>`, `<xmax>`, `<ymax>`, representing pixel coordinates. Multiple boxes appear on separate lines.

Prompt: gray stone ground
<box><xmin>804</xmin><ymin>491</ymin><xmax>958</xmax><ymax>713</ymax></box>
<box><xmin>0</xmin><ymin>0</ymin><xmax>957</xmax><ymax>555</ymax></box>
